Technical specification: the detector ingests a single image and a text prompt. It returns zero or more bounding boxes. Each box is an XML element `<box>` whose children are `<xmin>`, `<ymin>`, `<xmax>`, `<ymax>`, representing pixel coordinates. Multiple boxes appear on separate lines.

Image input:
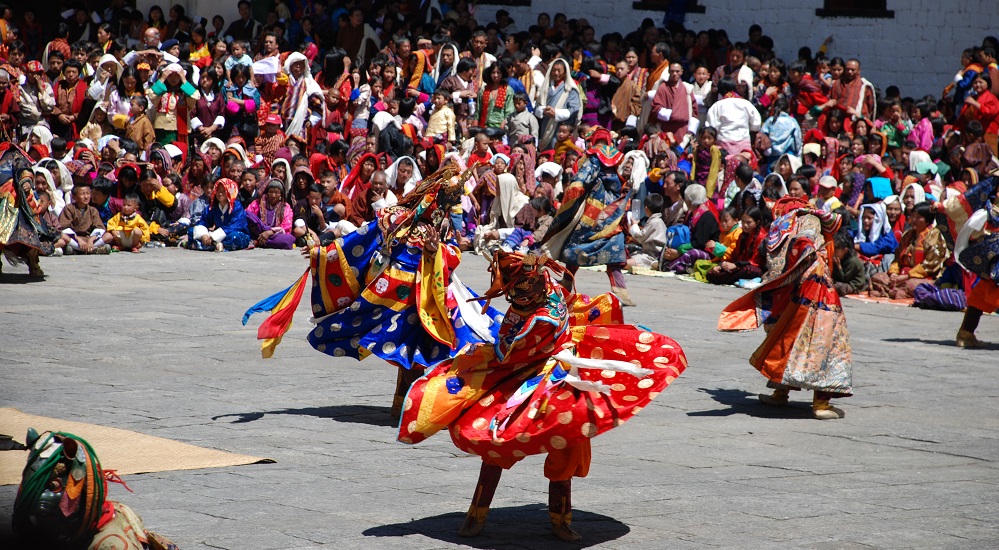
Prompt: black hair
<box><xmin>797</xmin><ymin>164</ymin><xmax>817</xmax><ymax>180</ymax></box>
<box><xmin>643</xmin><ymin>192</ymin><xmax>664</xmax><ymax>213</ymax></box>
<box><xmin>124</xmin><ymin>193</ymin><xmax>142</xmax><ymax>204</ymax></box>
<box><xmin>91</xmin><ymin>177</ymin><xmax>114</xmax><ymax>197</ymax></box>
<box><xmin>456</xmin><ymin>57</ymin><xmax>478</xmax><ymax>74</ymax></box>
<box><xmin>833</xmin><ymin>231</ymin><xmax>853</xmax><ymax>251</ymax></box>
<box><xmin>307</xmin><ymin>183</ymin><xmax>325</xmax><ymax>195</ymax></box>
<box><xmin>529</xmin><ymin>195</ymin><xmax>553</xmax><ymax>215</ymax></box>
<box><xmin>735</xmin><ymin>163</ymin><xmax>754</xmax><ymax>184</ymax></box>
<box><xmin>62</xmin><ymin>58</ymin><xmax>83</xmax><ymax>73</ymax></box>
<box><xmin>717</xmin><ymin>77</ymin><xmax>737</xmax><ymax>96</ymax></box>
<box><xmin>399</xmin><ymin>96</ymin><xmax>417</xmax><ymax>119</ymax></box>
<box><xmin>484</xmin><ymin>60</ymin><xmax>509</xmax><ymax>82</ymax></box>
<box><xmin>913</xmin><ymin>201</ymin><xmax>935</xmax><ymax>224</ymax></box>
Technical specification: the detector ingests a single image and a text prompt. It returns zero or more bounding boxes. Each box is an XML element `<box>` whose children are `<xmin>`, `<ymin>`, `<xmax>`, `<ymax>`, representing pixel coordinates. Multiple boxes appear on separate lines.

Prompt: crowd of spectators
<box><xmin>0</xmin><ymin>1</ymin><xmax>996</xmax><ymax>309</ymax></box>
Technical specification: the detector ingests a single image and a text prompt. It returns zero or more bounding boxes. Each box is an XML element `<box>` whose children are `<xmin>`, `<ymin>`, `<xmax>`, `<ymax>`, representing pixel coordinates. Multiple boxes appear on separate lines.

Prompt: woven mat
<box><xmin>844</xmin><ymin>294</ymin><xmax>914</xmax><ymax>306</ymax></box>
<box><xmin>0</xmin><ymin>408</ymin><xmax>272</xmax><ymax>485</ymax></box>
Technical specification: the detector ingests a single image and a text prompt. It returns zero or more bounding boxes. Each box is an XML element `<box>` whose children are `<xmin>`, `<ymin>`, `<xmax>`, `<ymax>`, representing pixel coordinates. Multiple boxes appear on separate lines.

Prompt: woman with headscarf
<box><xmin>404</xmin><ymin>50</ymin><xmax>436</xmax><ymax>104</ymax></box>
<box><xmin>871</xmin><ymin>201</ymin><xmax>948</xmax><ymax>299</ymax></box>
<box><xmin>535</xmin><ymin>58</ymin><xmax>582</xmax><ymax>150</ymax></box>
<box><xmin>87</xmin><ymin>54</ymin><xmax>123</xmax><ymax>105</ymax></box>
<box><xmin>899</xmin><ymin>181</ymin><xmax>927</xmax><ymax>230</ymax></box>
<box><xmin>720</xmin><ymin>196</ymin><xmax>852</xmax><ymax>420</ymax></box>
<box><xmin>281</xmin><ymin>52</ymin><xmax>324</xmax><ymax>141</ymax></box>
<box><xmin>78</xmin><ymin>102</ymin><xmax>115</xmax><ymax>144</ymax></box>
<box><xmin>433</xmin><ymin>43</ymin><xmax>460</xmax><ymax>88</ymax></box>
<box><xmin>384</xmin><ymin>155</ymin><xmax>422</xmax><ymax>196</ymax></box>
<box><xmin>340</xmin><ymin>152</ymin><xmax>379</xmax><ymax>201</ymax></box>
<box><xmin>149</xmin><ymin>148</ymin><xmax>174</xmax><ymax>179</ymax></box>
<box><xmin>186</xmin><ymin>178</ymin><xmax>250</xmax><ymax>251</ymax></box>
<box><xmin>246</xmin><ymin>178</ymin><xmax>295</xmax><ymax>249</ymax></box>
<box><xmin>180</xmin><ymin>151</ymin><xmax>212</xmax><ymax>196</ymax></box>
<box><xmin>32</xmin><ymin>165</ymin><xmax>65</xmax><ymax>217</ymax></box>
<box><xmin>38</xmin><ymin>157</ymin><xmax>74</xmax><ymax>210</ymax></box>
<box><xmin>854</xmin><ymin>202</ymin><xmax>898</xmax><ymax>273</ymax></box>
<box><xmin>620</xmin><ymin>149</ymin><xmax>650</xmax><ymax>221</ymax></box>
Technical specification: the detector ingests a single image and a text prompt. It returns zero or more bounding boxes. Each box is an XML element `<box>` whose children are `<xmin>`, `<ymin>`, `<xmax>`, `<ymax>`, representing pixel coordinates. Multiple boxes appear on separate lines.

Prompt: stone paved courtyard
<box><xmin>1</xmin><ymin>249</ymin><xmax>997</xmax><ymax>549</ymax></box>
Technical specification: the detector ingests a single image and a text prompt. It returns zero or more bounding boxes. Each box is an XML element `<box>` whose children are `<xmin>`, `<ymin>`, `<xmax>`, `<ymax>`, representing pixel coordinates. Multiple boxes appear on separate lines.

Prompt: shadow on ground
<box><xmin>362</xmin><ymin>504</ymin><xmax>629</xmax><ymax>549</ymax></box>
<box><xmin>882</xmin><ymin>336</ymin><xmax>999</xmax><ymax>351</ymax></box>
<box><xmin>212</xmin><ymin>405</ymin><xmax>397</xmax><ymax>427</ymax></box>
<box><xmin>0</xmin><ymin>273</ymin><xmax>45</xmax><ymax>284</ymax></box>
<box><xmin>686</xmin><ymin>387</ymin><xmax>814</xmax><ymax>418</ymax></box>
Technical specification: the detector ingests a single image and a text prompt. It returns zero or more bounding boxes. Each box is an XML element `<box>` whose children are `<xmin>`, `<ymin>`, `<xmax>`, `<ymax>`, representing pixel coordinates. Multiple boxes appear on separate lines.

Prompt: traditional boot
<box><xmin>26</xmin><ymin>251</ymin><xmax>44</xmax><ymax>278</ymax></box>
<box><xmin>758</xmin><ymin>387</ymin><xmax>790</xmax><ymax>406</ymax></box>
<box><xmin>956</xmin><ymin>329</ymin><xmax>983</xmax><ymax>349</ymax></box>
<box><xmin>812</xmin><ymin>393</ymin><xmax>844</xmax><ymax>420</ymax></box>
<box><xmin>549</xmin><ymin>479</ymin><xmax>582</xmax><ymax>542</ymax></box>
<box><xmin>459</xmin><ymin>462</ymin><xmax>502</xmax><ymax>537</ymax></box>
<box><xmin>610</xmin><ymin>286</ymin><xmax>636</xmax><ymax>307</ymax></box>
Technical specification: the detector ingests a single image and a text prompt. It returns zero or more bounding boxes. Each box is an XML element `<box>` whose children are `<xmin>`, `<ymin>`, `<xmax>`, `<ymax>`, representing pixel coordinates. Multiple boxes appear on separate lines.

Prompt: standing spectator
<box><xmin>705</xmin><ymin>77</ymin><xmax>761</xmax><ymax>157</ymax></box>
<box><xmin>829</xmin><ymin>59</ymin><xmax>876</xmax><ymax>120</ymax></box>
<box><xmin>223</xmin><ymin>1</ymin><xmax>261</xmax><ymax>44</ymax></box>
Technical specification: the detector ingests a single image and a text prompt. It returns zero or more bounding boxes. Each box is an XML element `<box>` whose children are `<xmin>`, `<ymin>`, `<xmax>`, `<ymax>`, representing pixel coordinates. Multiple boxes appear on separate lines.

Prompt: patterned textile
<box><xmin>308</xmin><ymin>218</ymin><xmax>502</xmax><ymax>370</ymax></box>
<box><xmin>719</xmin><ymin>210</ymin><xmax>853</xmax><ymax>395</ymax></box>
<box><xmin>398</xmin><ymin>278</ymin><xmax>686</xmax><ymax>466</ymax></box>
<box><xmin>542</xmin><ymin>156</ymin><xmax>631</xmax><ymax>266</ymax></box>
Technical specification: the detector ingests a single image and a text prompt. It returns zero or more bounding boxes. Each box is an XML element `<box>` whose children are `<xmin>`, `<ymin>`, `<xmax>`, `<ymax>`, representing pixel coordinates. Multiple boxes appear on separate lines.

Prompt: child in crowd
<box><xmin>187</xmin><ymin>178</ymin><xmax>251</xmax><ymax>251</ymax></box>
<box><xmin>626</xmin><ymin>193</ymin><xmax>667</xmax><ymax>269</ymax></box>
<box><xmin>125</xmin><ymin>96</ymin><xmax>155</xmax><ymax>156</ymax></box>
<box><xmin>55</xmin><ymin>185</ymin><xmax>114</xmax><ymax>254</ymax></box>
<box><xmin>705</xmin><ymin>206</ymin><xmax>766</xmax><ymax>285</ymax></box>
<box><xmin>706</xmin><ymin>207</ymin><xmax>743</xmax><ymax>262</ymax></box>
<box><xmin>105</xmin><ymin>194</ymin><xmax>150</xmax><ymax>252</ymax></box>
<box><xmin>90</xmin><ymin>177</ymin><xmax>123</xmax><ymax>224</ymax></box>
<box><xmin>224</xmin><ymin>40</ymin><xmax>253</xmax><ymax>82</ymax></box>
<box><xmin>691</xmin><ymin>126</ymin><xmax>722</xmax><ymax>190</ymax></box>
<box><xmin>238</xmin><ymin>168</ymin><xmax>260</xmax><ymax>209</ymax></box>
<box><xmin>425</xmin><ymin>89</ymin><xmax>457</xmax><ymax>143</ymax></box>
<box><xmin>832</xmin><ymin>231</ymin><xmax>870</xmax><ymax>296</ymax></box>
<box><xmin>506</xmin><ymin>92</ymin><xmax>538</xmax><ymax>145</ymax></box>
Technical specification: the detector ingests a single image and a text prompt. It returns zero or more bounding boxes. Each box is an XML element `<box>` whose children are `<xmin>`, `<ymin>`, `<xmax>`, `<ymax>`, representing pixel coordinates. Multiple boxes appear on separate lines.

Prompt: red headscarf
<box><xmin>339</xmin><ymin>152</ymin><xmax>379</xmax><ymax>200</ymax></box>
<box><xmin>211</xmin><ymin>178</ymin><xmax>239</xmax><ymax>205</ymax></box>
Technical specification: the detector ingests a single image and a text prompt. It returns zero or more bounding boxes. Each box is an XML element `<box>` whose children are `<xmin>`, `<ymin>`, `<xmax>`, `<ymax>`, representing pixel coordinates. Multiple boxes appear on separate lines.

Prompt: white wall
<box><xmin>473</xmin><ymin>0</ymin><xmax>999</xmax><ymax>99</ymax></box>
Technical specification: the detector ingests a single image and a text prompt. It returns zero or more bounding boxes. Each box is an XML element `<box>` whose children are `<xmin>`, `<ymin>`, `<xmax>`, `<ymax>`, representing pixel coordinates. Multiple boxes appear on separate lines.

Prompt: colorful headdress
<box><xmin>12</xmin><ymin>430</ymin><xmax>107</xmax><ymax>546</ymax></box>
<box><xmin>380</xmin><ymin>160</ymin><xmax>476</xmax><ymax>246</ymax></box>
<box><xmin>476</xmin><ymin>250</ymin><xmax>572</xmax><ymax>310</ymax></box>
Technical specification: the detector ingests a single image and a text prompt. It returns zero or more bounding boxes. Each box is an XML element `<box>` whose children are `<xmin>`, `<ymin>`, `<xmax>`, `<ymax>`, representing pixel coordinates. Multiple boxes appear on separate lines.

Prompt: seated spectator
<box><xmin>54</xmin><ymin>184</ymin><xmax>113</xmax><ymax>254</ymax></box>
<box><xmin>292</xmin><ymin>183</ymin><xmax>329</xmax><ymax>247</ymax></box>
<box><xmin>186</xmin><ymin>178</ymin><xmax>250</xmax><ymax>251</ymax></box>
<box><xmin>105</xmin><ymin>194</ymin><xmax>150</xmax><ymax>252</ymax></box>
<box><xmin>832</xmin><ymin>231</ymin><xmax>870</xmax><ymax>296</ymax></box>
<box><xmin>854</xmin><ymin>202</ymin><xmax>898</xmax><ymax>273</ymax></box>
<box><xmin>662</xmin><ymin>183</ymin><xmax>720</xmax><ymax>273</ymax></box>
<box><xmin>349</xmin><ymin>170</ymin><xmax>397</xmax><ymax>226</ymax></box>
<box><xmin>246</xmin><ymin>178</ymin><xmax>295</xmax><ymax>250</ymax></box>
<box><xmin>705</xmin><ymin>206</ymin><xmax>766</xmax><ymax>285</ymax></box>
<box><xmin>626</xmin><ymin>193</ymin><xmax>667</xmax><ymax>269</ymax></box>
<box><xmin>871</xmin><ymin>202</ymin><xmax>948</xmax><ymax>299</ymax></box>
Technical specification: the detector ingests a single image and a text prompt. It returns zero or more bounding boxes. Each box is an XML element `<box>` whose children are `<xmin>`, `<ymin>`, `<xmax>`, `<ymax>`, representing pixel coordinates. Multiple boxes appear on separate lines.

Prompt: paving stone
<box><xmin>0</xmin><ymin>248</ymin><xmax>996</xmax><ymax>548</ymax></box>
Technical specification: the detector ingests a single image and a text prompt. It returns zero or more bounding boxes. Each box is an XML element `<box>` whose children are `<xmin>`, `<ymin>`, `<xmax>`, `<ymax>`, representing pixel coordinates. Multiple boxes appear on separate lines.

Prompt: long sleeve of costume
<box><xmin>145</xmin><ymin>185</ymin><xmax>176</xmax><ymax>234</ymax></box>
